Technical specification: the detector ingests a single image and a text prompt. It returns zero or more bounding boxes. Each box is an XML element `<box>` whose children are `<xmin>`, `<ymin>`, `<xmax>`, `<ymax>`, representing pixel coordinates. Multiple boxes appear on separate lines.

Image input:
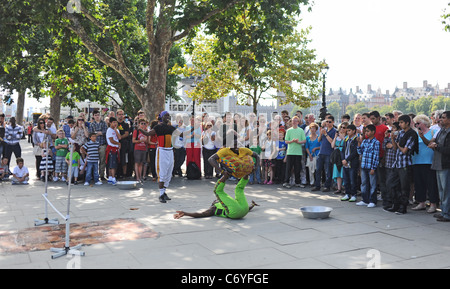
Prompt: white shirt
<box><xmin>202</xmin><ymin>130</ymin><xmax>216</xmax><ymax>150</ymax></box>
<box><xmin>106</xmin><ymin>127</ymin><xmax>120</xmax><ymax>147</ymax></box>
<box><xmin>430</xmin><ymin>124</ymin><xmax>441</xmax><ymax>139</ymax></box>
<box><xmin>13</xmin><ymin>166</ymin><xmax>29</xmax><ymax>178</ymax></box>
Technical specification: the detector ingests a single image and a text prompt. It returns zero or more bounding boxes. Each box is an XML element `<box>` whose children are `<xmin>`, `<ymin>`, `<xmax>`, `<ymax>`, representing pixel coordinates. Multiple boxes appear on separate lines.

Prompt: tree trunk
<box><xmin>50</xmin><ymin>90</ymin><xmax>62</xmax><ymax>127</ymax></box>
<box><xmin>142</xmin><ymin>27</ymin><xmax>173</xmax><ymax>121</ymax></box>
<box><xmin>252</xmin><ymin>86</ymin><xmax>259</xmax><ymax>115</ymax></box>
<box><xmin>16</xmin><ymin>90</ymin><xmax>25</xmax><ymax>125</ymax></box>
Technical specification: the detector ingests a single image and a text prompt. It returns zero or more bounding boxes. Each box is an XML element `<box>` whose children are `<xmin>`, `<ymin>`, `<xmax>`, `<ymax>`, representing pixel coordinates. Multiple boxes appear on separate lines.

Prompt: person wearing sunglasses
<box><xmin>312</xmin><ymin>115</ymin><xmax>336</xmax><ymax>192</ymax></box>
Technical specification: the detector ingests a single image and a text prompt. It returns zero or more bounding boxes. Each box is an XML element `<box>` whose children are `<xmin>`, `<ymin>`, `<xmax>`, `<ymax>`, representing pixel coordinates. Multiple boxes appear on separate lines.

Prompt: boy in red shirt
<box><xmin>369</xmin><ymin>111</ymin><xmax>389</xmax><ymax>206</ymax></box>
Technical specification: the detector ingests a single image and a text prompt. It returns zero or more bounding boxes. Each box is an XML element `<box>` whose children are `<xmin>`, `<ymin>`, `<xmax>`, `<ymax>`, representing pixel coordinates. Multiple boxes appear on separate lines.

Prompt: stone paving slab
<box><xmin>1</xmin><ymin>139</ymin><xmax>450</xmax><ymax>269</ymax></box>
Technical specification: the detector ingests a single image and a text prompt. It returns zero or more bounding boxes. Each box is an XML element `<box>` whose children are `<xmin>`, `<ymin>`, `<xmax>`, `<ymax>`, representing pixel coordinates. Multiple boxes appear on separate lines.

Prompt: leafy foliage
<box><xmin>171</xmin><ymin>22</ymin><xmax>322</xmax><ymax>114</ymax></box>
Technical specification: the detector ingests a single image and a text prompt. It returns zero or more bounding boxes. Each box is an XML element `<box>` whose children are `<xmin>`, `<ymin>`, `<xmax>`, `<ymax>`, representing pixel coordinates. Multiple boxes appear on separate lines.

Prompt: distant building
<box><xmin>393</xmin><ymin>81</ymin><xmax>450</xmax><ymax>100</ymax></box>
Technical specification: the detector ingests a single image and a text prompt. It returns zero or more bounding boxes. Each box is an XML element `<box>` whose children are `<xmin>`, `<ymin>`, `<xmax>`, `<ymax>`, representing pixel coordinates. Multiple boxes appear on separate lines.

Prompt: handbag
<box><xmin>33</xmin><ymin>145</ymin><xmax>43</xmax><ymax>156</ymax></box>
<box><xmin>330</xmin><ymin>148</ymin><xmax>342</xmax><ymax>166</ymax></box>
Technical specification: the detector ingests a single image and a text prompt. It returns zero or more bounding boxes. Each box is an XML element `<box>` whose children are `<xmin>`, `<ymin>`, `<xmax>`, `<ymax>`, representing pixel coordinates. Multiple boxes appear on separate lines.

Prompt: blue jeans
<box><xmin>437</xmin><ymin>169</ymin><xmax>450</xmax><ymax>219</ymax></box>
<box><xmin>343</xmin><ymin>167</ymin><xmax>358</xmax><ymax>197</ymax></box>
<box><xmin>314</xmin><ymin>154</ymin><xmax>332</xmax><ymax>188</ymax></box>
<box><xmin>360</xmin><ymin>168</ymin><xmax>377</xmax><ymax>204</ymax></box>
<box><xmin>249</xmin><ymin>161</ymin><xmax>261</xmax><ymax>183</ymax></box>
<box><xmin>85</xmin><ymin>161</ymin><xmax>99</xmax><ymax>183</ymax></box>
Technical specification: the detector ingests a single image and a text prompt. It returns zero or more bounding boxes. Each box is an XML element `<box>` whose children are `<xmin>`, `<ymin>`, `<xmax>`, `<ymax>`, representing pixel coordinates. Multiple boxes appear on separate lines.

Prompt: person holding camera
<box><xmin>411</xmin><ymin>115</ymin><xmax>439</xmax><ymax>214</ymax></box>
<box><xmin>71</xmin><ymin>116</ymin><xmax>89</xmax><ymax>152</ymax></box>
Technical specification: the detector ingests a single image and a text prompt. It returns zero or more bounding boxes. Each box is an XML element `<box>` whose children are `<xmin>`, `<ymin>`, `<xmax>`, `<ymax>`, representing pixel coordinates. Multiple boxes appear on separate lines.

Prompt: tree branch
<box><xmin>79</xmin><ymin>6</ymin><xmax>127</xmax><ymax>69</ymax></box>
<box><xmin>172</xmin><ymin>0</ymin><xmax>242</xmax><ymax>42</ymax></box>
<box><xmin>62</xmin><ymin>11</ymin><xmax>145</xmax><ymax>99</ymax></box>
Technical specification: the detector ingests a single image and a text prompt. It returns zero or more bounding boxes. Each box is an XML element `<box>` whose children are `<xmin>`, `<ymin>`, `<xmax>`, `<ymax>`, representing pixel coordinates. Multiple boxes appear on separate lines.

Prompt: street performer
<box><xmin>174</xmin><ymin>137</ymin><xmax>260</xmax><ymax>219</ymax></box>
<box><xmin>140</xmin><ymin>111</ymin><xmax>176</xmax><ymax>203</ymax></box>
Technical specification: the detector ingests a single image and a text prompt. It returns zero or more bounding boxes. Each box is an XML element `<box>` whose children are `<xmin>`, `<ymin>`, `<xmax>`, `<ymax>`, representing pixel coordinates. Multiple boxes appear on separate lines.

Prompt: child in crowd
<box><xmin>79</xmin><ymin>151</ymin><xmax>87</xmax><ymax>182</ymax></box>
<box><xmin>65</xmin><ymin>145</ymin><xmax>81</xmax><ymax>185</ymax></box>
<box><xmin>81</xmin><ymin>133</ymin><xmax>102</xmax><ymax>186</ymax></box>
<box><xmin>39</xmin><ymin>149</ymin><xmax>54</xmax><ymax>182</ymax></box>
<box><xmin>262</xmin><ymin>130</ymin><xmax>276</xmax><ymax>184</ymax></box>
<box><xmin>106</xmin><ymin>117</ymin><xmax>121</xmax><ymax>185</ymax></box>
<box><xmin>132</xmin><ymin>118</ymin><xmax>149</xmax><ymax>183</ymax></box>
<box><xmin>382</xmin><ymin>122</ymin><xmax>400</xmax><ymax>211</ymax></box>
<box><xmin>331</xmin><ymin>122</ymin><xmax>348</xmax><ymax>194</ymax></box>
<box><xmin>357</xmin><ymin>124</ymin><xmax>380</xmax><ymax>208</ymax></box>
<box><xmin>54</xmin><ymin>129</ymin><xmax>69</xmax><ymax>182</ymax></box>
<box><xmin>340</xmin><ymin>124</ymin><xmax>359</xmax><ymax>202</ymax></box>
<box><xmin>274</xmin><ymin>129</ymin><xmax>287</xmax><ymax>184</ymax></box>
<box><xmin>305</xmin><ymin>123</ymin><xmax>320</xmax><ymax>186</ymax></box>
<box><xmin>249</xmin><ymin>136</ymin><xmax>262</xmax><ymax>184</ymax></box>
<box><xmin>0</xmin><ymin>157</ymin><xmax>11</xmax><ymax>181</ymax></box>
<box><xmin>11</xmin><ymin>157</ymin><xmax>29</xmax><ymax>185</ymax></box>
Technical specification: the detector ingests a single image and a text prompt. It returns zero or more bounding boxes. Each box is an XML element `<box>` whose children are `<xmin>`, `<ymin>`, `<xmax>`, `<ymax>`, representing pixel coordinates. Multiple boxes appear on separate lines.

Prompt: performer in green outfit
<box><xmin>174</xmin><ymin>139</ymin><xmax>260</xmax><ymax>220</ymax></box>
<box><xmin>173</xmin><ymin>173</ymin><xmax>259</xmax><ymax>219</ymax></box>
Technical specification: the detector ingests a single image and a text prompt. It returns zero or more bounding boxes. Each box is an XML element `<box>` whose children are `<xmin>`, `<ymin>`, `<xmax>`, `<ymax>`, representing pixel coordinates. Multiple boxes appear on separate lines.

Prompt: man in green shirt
<box><xmin>283</xmin><ymin>116</ymin><xmax>306</xmax><ymax>189</ymax></box>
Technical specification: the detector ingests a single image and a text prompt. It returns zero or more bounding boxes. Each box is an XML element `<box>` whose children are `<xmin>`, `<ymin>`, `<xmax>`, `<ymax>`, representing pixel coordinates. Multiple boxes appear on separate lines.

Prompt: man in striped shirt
<box><xmin>89</xmin><ymin>110</ymin><xmax>108</xmax><ymax>180</ymax></box>
<box><xmin>81</xmin><ymin>133</ymin><xmax>102</xmax><ymax>185</ymax></box>
<box><xmin>4</xmin><ymin>117</ymin><xmax>23</xmax><ymax>167</ymax></box>
<box><xmin>390</xmin><ymin>115</ymin><xmax>418</xmax><ymax>215</ymax></box>
<box><xmin>357</xmin><ymin>124</ymin><xmax>380</xmax><ymax>208</ymax></box>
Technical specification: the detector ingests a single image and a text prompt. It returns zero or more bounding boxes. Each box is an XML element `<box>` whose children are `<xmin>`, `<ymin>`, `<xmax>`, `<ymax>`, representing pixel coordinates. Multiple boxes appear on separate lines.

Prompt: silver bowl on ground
<box><xmin>300</xmin><ymin>206</ymin><xmax>332</xmax><ymax>219</ymax></box>
<box><xmin>116</xmin><ymin>181</ymin><xmax>139</xmax><ymax>190</ymax></box>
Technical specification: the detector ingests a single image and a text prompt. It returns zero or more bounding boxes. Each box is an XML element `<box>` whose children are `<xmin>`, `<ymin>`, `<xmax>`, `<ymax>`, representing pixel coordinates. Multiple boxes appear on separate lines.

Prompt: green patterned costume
<box><xmin>213</xmin><ymin>178</ymin><xmax>250</xmax><ymax>219</ymax></box>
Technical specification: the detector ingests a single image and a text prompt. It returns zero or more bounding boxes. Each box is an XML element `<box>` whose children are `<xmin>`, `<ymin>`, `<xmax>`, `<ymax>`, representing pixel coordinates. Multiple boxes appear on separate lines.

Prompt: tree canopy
<box><xmin>1</xmin><ymin>0</ymin><xmax>314</xmax><ymax>120</ymax></box>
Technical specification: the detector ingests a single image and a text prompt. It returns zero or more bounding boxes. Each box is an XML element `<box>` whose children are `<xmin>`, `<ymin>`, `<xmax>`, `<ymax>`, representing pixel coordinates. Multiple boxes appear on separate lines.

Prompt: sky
<box><xmin>300</xmin><ymin>0</ymin><xmax>450</xmax><ymax>93</ymax></box>
<box><xmin>4</xmin><ymin>0</ymin><xmax>450</xmax><ymax>112</ymax></box>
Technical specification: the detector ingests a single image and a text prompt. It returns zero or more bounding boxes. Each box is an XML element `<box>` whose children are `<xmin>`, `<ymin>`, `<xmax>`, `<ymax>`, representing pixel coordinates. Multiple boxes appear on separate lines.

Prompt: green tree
<box><xmin>0</xmin><ymin>21</ymin><xmax>49</xmax><ymax>124</ymax></box>
<box><xmin>392</xmin><ymin>97</ymin><xmax>409</xmax><ymax>114</ymax></box>
<box><xmin>328</xmin><ymin>102</ymin><xmax>341</xmax><ymax>119</ymax></box>
<box><xmin>345</xmin><ymin>102</ymin><xmax>367</xmax><ymax>119</ymax></box>
<box><xmin>414</xmin><ymin>96</ymin><xmax>433</xmax><ymax>115</ymax></box>
<box><xmin>431</xmin><ymin>95</ymin><xmax>450</xmax><ymax>112</ymax></box>
<box><xmin>443</xmin><ymin>2</ymin><xmax>450</xmax><ymax>31</ymax></box>
<box><xmin>371</xmin><ymin>105</ymin><xmax>393</xmax><ymax>117</ymax></box>
<box><xmin>4</xmin><ymin>0</ymin><xmax>313</xmax><ymax>119</ymax></box>
<box><xmin>171</xmin><ymin>24</ymin><xmax>322</xmax><ymax>114</ymax></box>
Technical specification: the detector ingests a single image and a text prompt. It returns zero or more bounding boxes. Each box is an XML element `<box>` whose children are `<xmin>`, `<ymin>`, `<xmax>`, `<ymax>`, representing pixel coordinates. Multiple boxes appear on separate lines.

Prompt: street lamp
<box><xmin>86</xmin><ymin>100</ymin><xmax>91</xmax><ymax>121</ymax></box>
<box><xmin>319</xmin><ymin>63</ymin><xmax>330</xmax><ymax>122</ymax></box>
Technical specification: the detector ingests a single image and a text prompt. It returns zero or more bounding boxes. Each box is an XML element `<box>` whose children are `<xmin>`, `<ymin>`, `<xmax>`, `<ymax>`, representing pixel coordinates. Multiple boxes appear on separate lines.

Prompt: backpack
<box><xmin>186</xmin><ymin>161</ymin><xmax>201</xmax><ymax>180</ymax></box>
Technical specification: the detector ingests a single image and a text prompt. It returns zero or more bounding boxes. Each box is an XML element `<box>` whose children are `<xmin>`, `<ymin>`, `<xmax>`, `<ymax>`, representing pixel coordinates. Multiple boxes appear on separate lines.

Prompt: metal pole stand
<box><xmin>48</xmin><ymin>143</ymin><xmax>85</xmax><ymax>259</ymax></box>
<box><xmin>34</xmin><ymin>216</ymin><xmax>59</xmax><ymax>226</ymax></box>
<box><xmin>50</xmin><ymin>244</ymin><xmax>85</xmax><ymax>259</ymax></box>
<box><xmin>35</xmin><ymin>141</ymin><xmax>59</xmax><ymax>226</ymax></box>
<box><xmin>50</xmin><ymin>217</ymin><xmax>85</xmax><ymax>259</ymax></box>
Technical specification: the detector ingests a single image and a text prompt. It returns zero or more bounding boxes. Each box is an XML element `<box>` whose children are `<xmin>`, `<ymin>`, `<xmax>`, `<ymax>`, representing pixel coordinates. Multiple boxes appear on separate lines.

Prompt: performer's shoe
<box><xmin>159</xmin><ymin>195</ymin><xmax>167</xmax><ymax>203</ymax></box>
<box><xmin>163</xmin><ymin>193</ymin><xmax>171</xmax><ymax>201</ymax></box>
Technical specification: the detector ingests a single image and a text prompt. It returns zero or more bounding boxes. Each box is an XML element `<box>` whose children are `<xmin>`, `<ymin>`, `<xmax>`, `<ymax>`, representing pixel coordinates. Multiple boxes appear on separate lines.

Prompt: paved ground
<box><xmin>1</xmin><ymin>139</ymin><xmax>450</xmax><ymax>269</ymax></box>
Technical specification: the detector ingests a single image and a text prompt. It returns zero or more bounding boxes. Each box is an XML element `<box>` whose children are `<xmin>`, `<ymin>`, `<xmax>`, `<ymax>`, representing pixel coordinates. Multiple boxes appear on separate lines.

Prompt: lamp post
<box><xmin>86</xmin><ymin>100</ymin><xmax>91</xmax><ymax>121</ymax></box>
<box><xmin>319</xmin><ymin>63</ymin><xmax>329</xmax><ymax>122</ymax></box>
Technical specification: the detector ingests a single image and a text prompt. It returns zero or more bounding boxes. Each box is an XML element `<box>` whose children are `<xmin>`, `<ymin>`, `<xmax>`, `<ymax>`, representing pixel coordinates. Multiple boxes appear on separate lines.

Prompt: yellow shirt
<box><xmin>216</xmin><ymin>147</ymin><xmax>254</xmax><ymax>178</ymax></box>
